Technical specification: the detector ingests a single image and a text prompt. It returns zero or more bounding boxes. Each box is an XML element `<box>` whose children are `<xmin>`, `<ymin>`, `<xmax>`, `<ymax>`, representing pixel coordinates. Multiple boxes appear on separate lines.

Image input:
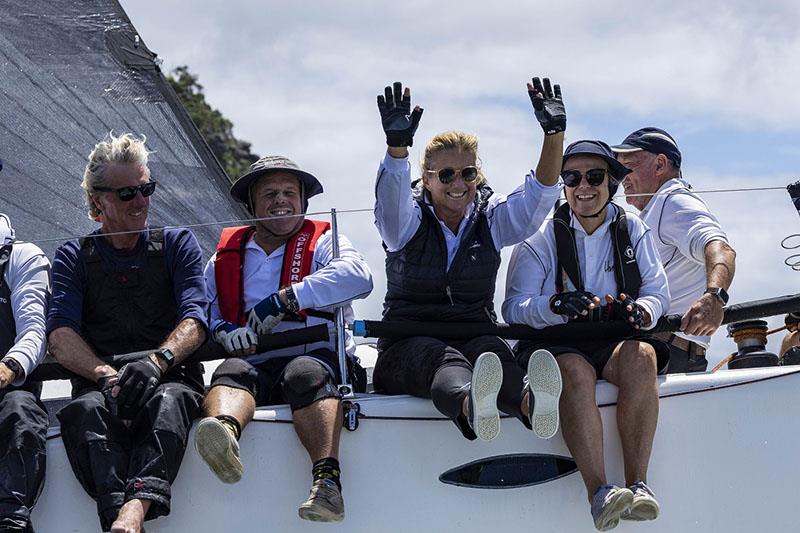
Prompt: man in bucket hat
<box><xmin>503</xmin><ymin>140</ymin><xmax>670</xmax><ymax>531</ymax></box>
<box><xmin>612</xmin><ymin>128</ymin><xmax>736</xmax><ymax>373</ymax></box>
<box><xmin>195</xmin><ymin>155</ymin><xmax>373</xmax><ymax>522</ymax></box>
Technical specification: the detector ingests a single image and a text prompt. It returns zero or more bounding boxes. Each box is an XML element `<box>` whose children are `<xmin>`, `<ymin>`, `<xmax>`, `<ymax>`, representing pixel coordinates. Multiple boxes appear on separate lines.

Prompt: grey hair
<box><xmin>81</xmin><ymin>132</ymin><xmax>152</xmax><ymax>220</ymax></box>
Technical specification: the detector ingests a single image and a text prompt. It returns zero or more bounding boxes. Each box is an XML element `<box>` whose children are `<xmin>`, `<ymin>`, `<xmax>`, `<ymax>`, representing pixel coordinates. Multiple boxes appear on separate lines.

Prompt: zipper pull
<box><xmin>446</xmin><ymin>285</ymin><xmax>454</xmax><ymax>305</ymax></box>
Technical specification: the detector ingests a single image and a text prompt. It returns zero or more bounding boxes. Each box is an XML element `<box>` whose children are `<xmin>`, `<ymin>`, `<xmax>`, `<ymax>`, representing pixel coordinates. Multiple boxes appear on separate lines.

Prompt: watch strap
<box><xmin>704</xmin><ymin>287</ymin><xmax>729</xmax><ymax>305</ymax></box>
<box><xmin>1</xmin><ymin>357</ymin><xmax>23</xmax><ymax>380</ymax></box>
<box><xmin>153</xmin><ymin>348</ymin><xmax>176</xmax><ymax>369</ymax></box>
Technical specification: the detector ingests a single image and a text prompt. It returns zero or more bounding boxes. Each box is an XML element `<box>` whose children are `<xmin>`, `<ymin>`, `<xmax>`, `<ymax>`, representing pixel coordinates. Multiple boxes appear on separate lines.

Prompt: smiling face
<box><xmin>615</xmin><ymin>151</ymin><xmax>662</xmax><ymax>210</ymax></box>
<box><xmin>93</xmin><ymin>162</ymin><xmax>151</xmax><ymax>236</ymax></box>
<box><xmin>251</xmin><ymin>172</ymin><xmax>304</xmax><ymax>242</ymax></box>
<box><xmin>563</xmin><ymin>154</ymin><xmax>610</xmax><ymax>231</ymax></box>
<box><xmin>422</xmin><ymin>148</ymin><xmax>478</xmax><ymax>225</ymax></box>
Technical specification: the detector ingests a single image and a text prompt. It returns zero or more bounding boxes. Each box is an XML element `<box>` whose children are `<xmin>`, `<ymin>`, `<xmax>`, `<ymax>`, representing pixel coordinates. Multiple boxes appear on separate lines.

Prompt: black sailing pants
<box><xmin>57</xmin><ymin>380</ymin><xmax>202</xmax><ymax>532</ymax></box>
<box><xmin>374</xmin><ymin>335</ymin><xmax>528</xmax><ymax>439</ymax></box>
<box><xmin>0</xmin><ymin>382</ymin><xmax>48</xmax><ymax>533</ymax></box>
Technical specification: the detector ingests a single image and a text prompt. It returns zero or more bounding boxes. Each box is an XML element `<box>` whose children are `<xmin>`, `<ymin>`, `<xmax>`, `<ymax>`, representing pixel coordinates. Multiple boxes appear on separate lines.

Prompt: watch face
<box><xmin>156</xmin><ymin>349</ymin><xmax>175</xmax><ymax>368</ymax></box>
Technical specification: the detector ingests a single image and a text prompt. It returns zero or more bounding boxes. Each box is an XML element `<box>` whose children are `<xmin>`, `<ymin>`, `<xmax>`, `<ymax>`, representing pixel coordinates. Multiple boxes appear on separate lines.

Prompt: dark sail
<box><xmin>0</xmin><ymin>0</ymin><xmax>247</xmax><ymax>256</ymax></box>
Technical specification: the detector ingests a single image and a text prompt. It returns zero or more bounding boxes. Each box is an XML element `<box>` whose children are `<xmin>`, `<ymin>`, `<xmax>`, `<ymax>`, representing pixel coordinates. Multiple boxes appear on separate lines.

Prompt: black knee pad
<box><xmin>281</xmin><ymin>357</ymin><xmax>340</xmax><ymax>411</ymax></box>
<box><xmin>209</xmin><ymin>358</ymin><xmax>259</xmax><ymax>396</ymax></box>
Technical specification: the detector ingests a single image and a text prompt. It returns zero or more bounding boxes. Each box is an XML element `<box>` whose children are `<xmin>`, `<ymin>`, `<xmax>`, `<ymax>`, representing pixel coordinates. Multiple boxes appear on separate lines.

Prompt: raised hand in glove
<box><xmin>785</xmin><ymin>312</ymin><xmax>800</xmax><ymax>332</ymax></box>
<box><xmin>97</xmin><ymin>374</ymin><xmax>119</xmax><ymax>417</ymax></box>
<box><xmin>607</xmin><ymin>293</ymin><xmax>650</xmax><ymax>329</ymax></box>
<box><xmin>549</xmin><ymin>290</ymin><xmax>599</xmax><ymax>319</ymax></box>
<box><xmin>528</xmin><ymin>77</ymin><xmax>566</xmax><ymax>135</ymax></box>
<box><xmin>246</xmin><ymin>293</ymin><xmax>287</xmax><ymax>336</ymax></box>
<box><xmin>214</xmin><ymin>321</ymin><xmax>258</xmax><ymax>357</ymax></box>
<box><xmin>116</xmin><ymin>357</ymin><xmax>163</xmax><ymax>414</ymax></box>
<box><xmin>377</xmin><ymin>81</ymin><xmax>423</xmax><ymax>147</ymax></box>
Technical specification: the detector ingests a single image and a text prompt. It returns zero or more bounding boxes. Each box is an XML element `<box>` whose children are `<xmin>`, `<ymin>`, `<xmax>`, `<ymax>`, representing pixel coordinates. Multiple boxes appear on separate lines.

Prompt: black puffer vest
<box><xmin>0</xmin><ymin>256</ymin><xmax>16</xmax><ymax>357</ymax></box>
<box><xmin>383</xmin><ymin>185</ymin><xmax>501</xmax><ymax>324</ymax></box>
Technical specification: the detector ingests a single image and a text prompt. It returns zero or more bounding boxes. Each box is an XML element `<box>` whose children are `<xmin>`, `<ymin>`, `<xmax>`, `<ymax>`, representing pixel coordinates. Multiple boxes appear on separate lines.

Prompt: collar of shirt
<box><xmin>641</xmin><ymin>178</ymin><xmax>690</xmax><ymax>218</ymax></box>
<box><xmin>567</xmin><ymin>204</ymin><xmax>617</xmax><ymax>237</ymax></box>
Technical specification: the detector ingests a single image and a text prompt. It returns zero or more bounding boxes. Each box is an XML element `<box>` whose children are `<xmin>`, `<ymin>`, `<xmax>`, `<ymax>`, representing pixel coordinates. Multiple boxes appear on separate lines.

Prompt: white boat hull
<box><xmin>33</xmin><ymin>366</ymin><xmax>800</xmax><ymax>532</ymax></box>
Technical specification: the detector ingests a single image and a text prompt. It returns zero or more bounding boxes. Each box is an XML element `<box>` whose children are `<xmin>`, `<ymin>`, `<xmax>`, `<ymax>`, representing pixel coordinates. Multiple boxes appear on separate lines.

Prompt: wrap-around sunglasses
<box><xmin>94</xmin><ymin>180</ymin><xmax>157</xmax><ymax>201</ymax></box>
<box><xmin>560</xmin><ymin>169</ymin><xmax>607</xmax><ymax>188</ymax></box>
<box><xmin>425</xmin><ymin>166</ymin><xmax>479</xmax><ymax>184</ymax></box>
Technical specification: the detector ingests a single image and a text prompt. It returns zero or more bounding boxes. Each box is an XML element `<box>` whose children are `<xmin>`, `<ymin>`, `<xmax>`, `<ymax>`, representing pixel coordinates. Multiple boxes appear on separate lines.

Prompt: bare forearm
<box><xmin>535</xmin><ymin>132</ymin><xmax>565</xmax><ymax>186</ymax></box>
<box><xmin>48</xmin><ymin>327</ymin><xmax>116</xmax><ymax>382</ymax></box>
<box><xmin>161</xmin><ymin>318</ymin><xmax>207</xmax><ymax>365</ymax></box>
<box><xmin>705</xmin><ymin>240</ymin><xmax>736</xmax><ymax>289</ymax></box>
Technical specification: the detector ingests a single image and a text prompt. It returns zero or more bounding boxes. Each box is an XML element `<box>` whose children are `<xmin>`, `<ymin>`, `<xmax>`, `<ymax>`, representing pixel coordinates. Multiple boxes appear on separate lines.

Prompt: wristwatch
<box><xmin>153</xmin><ymin>348</ymin><xmax>176</xmax><ymax>370</ymax></box>
<box><xmin>704</xmin><ymin>287</ymin><xmax>729</xmax><ymax>306</ymax></box>
<box><xmin>1</xmin><ymin>357</ymin><xmax>22</xmax><ymax>380</ymax></box>
<box><xmin>283</xmin><ymin>285</ymin><xmax>301</xmax><ymax>314</ymax></box>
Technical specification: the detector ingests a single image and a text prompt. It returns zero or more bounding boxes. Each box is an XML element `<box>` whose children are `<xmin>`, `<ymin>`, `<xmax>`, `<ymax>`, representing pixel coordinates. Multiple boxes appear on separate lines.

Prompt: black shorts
<box><xmin>518</xmin><ymin>336</ymin><xmax>670</xmax><ymax>377</ymax></box>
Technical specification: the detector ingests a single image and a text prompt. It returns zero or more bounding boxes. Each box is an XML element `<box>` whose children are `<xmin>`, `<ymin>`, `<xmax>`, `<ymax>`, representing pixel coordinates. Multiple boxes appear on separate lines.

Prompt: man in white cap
<box><xmin>196</xmin><ymin>155</ymin><xmax>372</xmax><ymax>523</ymax></box>
<box><xmin>612</xmin><ymin>128</ymin><xmax>736</xmax><ymax>372</ymax></box>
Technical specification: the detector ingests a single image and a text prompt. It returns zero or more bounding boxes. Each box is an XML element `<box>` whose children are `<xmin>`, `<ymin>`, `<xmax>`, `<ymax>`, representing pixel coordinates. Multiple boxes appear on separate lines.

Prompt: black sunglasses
<box><xmin>561</xmin><ymin>169</ymin><xmax>607</xmax><ymax>188</ymax></box>
<box><xmin>426</xmin><ymin>166</ymin><xmax>479</xmax><ymax>184</ymax></box>
<box><xmin>94</xmin><ymin>180</ymin><xmax>157</xmax><ymax>201</ymax></box>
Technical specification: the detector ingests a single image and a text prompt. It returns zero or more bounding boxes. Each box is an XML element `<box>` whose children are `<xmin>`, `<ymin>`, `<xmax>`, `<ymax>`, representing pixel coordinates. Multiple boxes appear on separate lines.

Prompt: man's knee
<box><xmin>282</xmin><ymin>357</ymin><xmax>339</xmax><ymax>410</ymax></box>
<box><xmin>209</xmin><ymin>357</ymin><xmax>259</xmax><ymax>395</ymax></box>
<box><xmin>557</xmin><ymin>353</ymin><xmax>595</xmax><ymax>391</ymax></box>
<box><xmin>617</xmin><ymin>341</ymin><xmax>658</xmax><ymax>379</ymax></box>
<box><xmin>57</xmin><ymin>391</ymin><xmax>107</xmax><ymax>427</ymax></box>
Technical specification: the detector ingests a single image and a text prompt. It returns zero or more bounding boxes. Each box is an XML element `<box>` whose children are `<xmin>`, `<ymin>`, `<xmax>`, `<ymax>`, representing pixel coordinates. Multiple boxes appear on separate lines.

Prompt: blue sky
<box><xmin>119</xmin><ymin>0</ymin><xmax>800</xmax><ymax>366</ymax></box>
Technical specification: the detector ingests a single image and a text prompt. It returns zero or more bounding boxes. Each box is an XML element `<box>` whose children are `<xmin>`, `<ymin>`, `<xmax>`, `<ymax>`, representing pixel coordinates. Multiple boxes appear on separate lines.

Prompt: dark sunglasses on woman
<box><xmin>94</xmin><ymin>180</ymin><xmax>158</xmax><ymax>201</ymax></box>
<box><xmin>426</xmin><ymin>166</ymin><xmax>479</xmax><ymax>184</ymax></box>
<box><xmin>561</xmin><ymin>169</ymin><xmax>607</xmax><ymax>188</ymax></box>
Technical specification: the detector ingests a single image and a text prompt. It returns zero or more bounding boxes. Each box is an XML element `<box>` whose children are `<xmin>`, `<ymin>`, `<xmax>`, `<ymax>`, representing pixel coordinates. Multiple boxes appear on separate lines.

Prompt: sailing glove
<box><xmin>214</xmin><ymin>321</ymin><xmax>258</xmax><ymax>356</ymax></box>
<box><xmin>247</xmin><ymin>293</ymin><xmax>287</xmax><ymax>336</ymax></box>
<box><xmin>116</xmin><ymin>357</ymin><xmax>163</xmax><ymax>413</ymax></box>
<box><xmin>97</xmin><ymin>374</ymin><xmax>118</xmax><ymax>417</ymax></box>
<box><xmin>611</xmin><ymin>294</ymin><xmax>648</xmax><ymax>329</ymax></box>
<box><xmin>550</xmin><ymin>290</ymin><xmax>596</xmax><ymax>319</ymax></box>
<box><xmin>377</xmin><ymin>81</ymin><xmax>423</xmax><ymax>147</ymax></box>
<box><xmin>528</xmin><ymin>77</ymin><xmax>566</xmax><ymax>135</ymax></box>
<box><xmin>785</xmin><ymin>312</ymin><xmax>800</xmax><ymax>329</ymax></box>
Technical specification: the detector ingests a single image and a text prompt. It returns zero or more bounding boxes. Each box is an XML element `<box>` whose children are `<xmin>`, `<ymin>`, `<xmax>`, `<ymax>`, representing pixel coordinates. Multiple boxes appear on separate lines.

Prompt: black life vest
<box><xmin>553</xmin><ymin>201</ymin><xmax>642</xmax><ymax>300</ymax></box>
<box><xmin>0</xmin><ymin>249</ymin><xmax>16</xmax><ymax>357</ymax></box>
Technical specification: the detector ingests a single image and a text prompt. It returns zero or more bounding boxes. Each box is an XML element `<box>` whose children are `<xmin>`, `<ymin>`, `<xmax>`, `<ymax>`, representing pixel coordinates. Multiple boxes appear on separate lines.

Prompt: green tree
<box><xmin>167</xmin><ymin>66</ymin><xmax>258</xmax><ymax>180</ymax></box>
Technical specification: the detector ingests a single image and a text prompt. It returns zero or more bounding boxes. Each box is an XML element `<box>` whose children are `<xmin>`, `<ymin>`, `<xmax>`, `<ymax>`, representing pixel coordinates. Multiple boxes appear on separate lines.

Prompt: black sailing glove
<box><xmin>528</xmin><ymin>77</ymin><xmax>566</xmax><ymax>135</ymax></box>
<box><xmin>377</xmin><ymin>81</ymin><xmax>423</xmax><ymax>147</ymax></box>
<box><xmin>116</xmin><ymin>357</ymin><xmax>163</xmax><ymax>414</ymax></box>
<box><xmin>549</xmin><ymin>290</ymin><xmax>597</xmax><ymax>319</ymax></box>
<box><xmin>97</xmin><ymin>375</ymin><xmax>118</xmax><ymax>417</ymax></box>
<box><xmin>610</xmin><ymin>294</ymin><xmax>648</xmax><ymax>329</ymax></box>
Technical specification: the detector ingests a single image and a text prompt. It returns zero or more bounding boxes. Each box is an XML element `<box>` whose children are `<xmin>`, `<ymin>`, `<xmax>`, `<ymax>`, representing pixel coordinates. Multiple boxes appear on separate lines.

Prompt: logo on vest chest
<box><xmin>0</xmin><ymin>296</ymin><xmax>7</xmax><ymax>304</ymax></box>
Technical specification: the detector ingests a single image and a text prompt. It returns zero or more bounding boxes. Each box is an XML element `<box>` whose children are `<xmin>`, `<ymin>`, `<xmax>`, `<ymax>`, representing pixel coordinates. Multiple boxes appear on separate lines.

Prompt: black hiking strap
<box><xmin>609</xmin><ymin>208</ymin><xmax>641</xmax><ymax>299</ymax></box>
<box><xmin>554</xmin><ymin>203</ymin><xmax>584</xmax><ymax>293</ymax></box>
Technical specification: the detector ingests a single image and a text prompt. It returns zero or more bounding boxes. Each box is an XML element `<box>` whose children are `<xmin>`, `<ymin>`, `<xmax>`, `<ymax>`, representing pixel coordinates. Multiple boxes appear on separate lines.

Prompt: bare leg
<box><xmin>110</xmin><ymin>499</ymin><xmax>151</xmax><ymax>533</ymax></box>
<box><xmin>293</xmin><ymin>398</ymin><xmax>342</xmax><ymax>462</ymax></box>
<box><xmin>557</xmin><ymin>353</ymin><xmax>606</xmax><ymax>501</ymax></box>
<box><xmin>603</xmin><ymin>340</ymin><xmax>659</xmax><ymax>485</ymax></box>
<box><xmin>203</xmin><ymin>385</ymin><xmax>256</xmax><ymax>430</ymax></box>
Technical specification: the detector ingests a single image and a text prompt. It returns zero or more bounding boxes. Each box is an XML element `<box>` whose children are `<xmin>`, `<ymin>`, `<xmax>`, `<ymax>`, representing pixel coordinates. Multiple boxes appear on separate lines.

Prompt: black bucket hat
<box><xmin>611</xmin><ymin>127</ymin><xmax>682</xmax><ymax>169</ymax></box>
<box><xmin>563</xmin><ymin>140</ymin><xmax>631</xmax><ymax>197</ymax></box>
<box><xmin>230</xmin><ymin>155</ymin><xmax>323</xmax><ymax>210</ymax></box>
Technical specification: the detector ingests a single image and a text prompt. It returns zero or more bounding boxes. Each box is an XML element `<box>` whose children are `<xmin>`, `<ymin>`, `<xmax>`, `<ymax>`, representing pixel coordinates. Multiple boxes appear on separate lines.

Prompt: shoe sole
<box><xmin>528</xmin><ymin>349</ymin><xmax>562</xmax><ymax>439</ymax></box>
<box><xmin>298</xmin><ymin>502</ymin><xmax>344</xmax><ymax>522</ymax></box>
<box><xmin>623</xmin><ymin>497</ymin><xmax>660</xmax><ymax>521</ymax></box>
<box><xmin>471</xmin><ymin>352</ymin><xmax>503</xmax><ymax>441</ymax></box>
<box><xmin>194</xmin><ymin>418</ymin><xmax>243</xmax><ymax>484</ymax></box>
<box><xmin>595</xmin><ymin>489</ymin><xmax>634</xmax><ymax>531</ymax></box>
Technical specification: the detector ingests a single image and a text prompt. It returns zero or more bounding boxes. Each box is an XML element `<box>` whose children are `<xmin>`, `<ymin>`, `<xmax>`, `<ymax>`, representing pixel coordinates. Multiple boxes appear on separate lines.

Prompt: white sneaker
<box><xmin>468</xmin><ymin>352</ymin><xmax>503</xmax><ymax>441</ymax></box>
<box><xmin>194</xmin><ymin>417</ymin><xmax>243</xmax><ymax>484</ymax></box>
<box><xmin>591</xmin><ymin>484</ymin><xmax>633</xmax><ymax>531</ymax></box>
<box><xmin>621</xmin><ymin>481</ymin><xmax>660</xmax><ymax>521</ymax></box>
<box><xmin>526</xmin><ymin>349</ymin><xmax>562</xmax><ymax>439</ymax></box>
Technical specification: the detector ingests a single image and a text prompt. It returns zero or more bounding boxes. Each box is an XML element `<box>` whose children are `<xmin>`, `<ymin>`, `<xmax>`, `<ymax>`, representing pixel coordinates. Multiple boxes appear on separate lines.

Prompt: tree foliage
<box><xmin>167</xmin><ymin>66</ymin><xmax>258</xmax><ymax>181</ymax></box>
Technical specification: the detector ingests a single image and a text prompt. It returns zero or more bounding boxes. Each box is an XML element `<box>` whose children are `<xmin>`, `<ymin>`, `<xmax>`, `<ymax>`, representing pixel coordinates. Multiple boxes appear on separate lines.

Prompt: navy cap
<box><xmin>563</xmin><ymin>140</ymin><xmax>632</xmax><ymax>183</ymax></box>
<box><xmin>611</xmin><ymin>127</ymin><xmax>681</xmax><ymax>168</ymax></box>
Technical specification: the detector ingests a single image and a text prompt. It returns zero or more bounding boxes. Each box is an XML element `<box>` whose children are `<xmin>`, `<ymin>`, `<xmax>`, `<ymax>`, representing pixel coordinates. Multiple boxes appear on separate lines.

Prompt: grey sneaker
<box><xmin>298</xmin><ymin>479</ymin><xmax>345</xmax><ymax>522</ymax></box>
<box><xmin>194</xmin><ymin>417</ymin><xmax>243</xmax><ymax>484</ymax></box>
<box><xmin>621</xmin><ymin>480</ymin><xmax>660</xmax><ymax>521</ymax></box>
<box><xmin>591</xmin><ymin>484</ymin><xmax>633</xmax><ymax>531</ymax></box>
<box><xmin>468</xmin><ymin>352</ymin><xmax>503</xmax><ymax>441</ymax></box>
<box><xmin>525</xmin><ymin>349</ymin><xmax>562</xmax><ymax>439</ymax></box>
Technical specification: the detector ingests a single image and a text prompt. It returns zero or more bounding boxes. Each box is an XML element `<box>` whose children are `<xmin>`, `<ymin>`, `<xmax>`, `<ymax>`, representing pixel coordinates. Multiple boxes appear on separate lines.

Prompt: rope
<box><xmin>711</xmin><ymin>324</ymin><xmax>789</xmax><ymax>373</ymax></box>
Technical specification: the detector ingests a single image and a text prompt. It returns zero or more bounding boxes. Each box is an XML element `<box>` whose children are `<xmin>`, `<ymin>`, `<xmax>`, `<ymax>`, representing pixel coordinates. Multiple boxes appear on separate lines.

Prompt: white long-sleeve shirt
<box><xmin>502</xmin><ymin>204</ymin><xmax>670</xmax><ymax>330</ymax></box>
<box><xmin>205</xmin><ymin>229</ymin><xmax>373</xmax><ymax>364</ymax></box>
<box><xmin>639</xmin><ymin>178</ymin><xmax>728</xmax><ymax>347</ymax></box>
<box><xmin>374</xmin><ymin>153</ymin><xmax>563</xmax><ymax>267</ymax></box>
<box><xmin>1</xmin><ymin>215</ymin><xmax>50</xmax><ymax>385</ymax></box>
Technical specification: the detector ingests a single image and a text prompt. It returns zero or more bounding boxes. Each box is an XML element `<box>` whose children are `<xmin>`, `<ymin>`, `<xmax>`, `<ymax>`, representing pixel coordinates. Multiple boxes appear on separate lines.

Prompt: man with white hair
<box><xmin>613</xmin><ymin>128</ymin><xmax>736</xmax><ymax>372</ymax></box>
<box><xmin>47</xmin><ymin>133</ymin><xmax>208</xmax><ymax>533</ymax></box>
<box><xmin>0</xmin><ymin>209</ymin><xmax>50</xmax><ymax>533</ymax></box>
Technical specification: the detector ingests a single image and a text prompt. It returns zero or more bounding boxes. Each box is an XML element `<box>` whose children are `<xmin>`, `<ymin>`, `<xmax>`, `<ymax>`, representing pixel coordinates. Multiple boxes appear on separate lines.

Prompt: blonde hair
<box><xmin>81</xmin><ymin>132</ymin><xmax>152</xmax><ymax>220</ymax></box>
<box><xmin>420</xmin><ymin>130</ymin><xmax>486</xmax><ymax>185</ymax></box>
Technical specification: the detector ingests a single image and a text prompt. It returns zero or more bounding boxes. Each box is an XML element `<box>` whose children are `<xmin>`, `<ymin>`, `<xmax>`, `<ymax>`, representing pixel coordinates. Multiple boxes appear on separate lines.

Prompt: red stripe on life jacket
<box><xmin>280</xmin><ymin>219</ymin><xmax>330</xmax><ymax>319</ymax></box>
